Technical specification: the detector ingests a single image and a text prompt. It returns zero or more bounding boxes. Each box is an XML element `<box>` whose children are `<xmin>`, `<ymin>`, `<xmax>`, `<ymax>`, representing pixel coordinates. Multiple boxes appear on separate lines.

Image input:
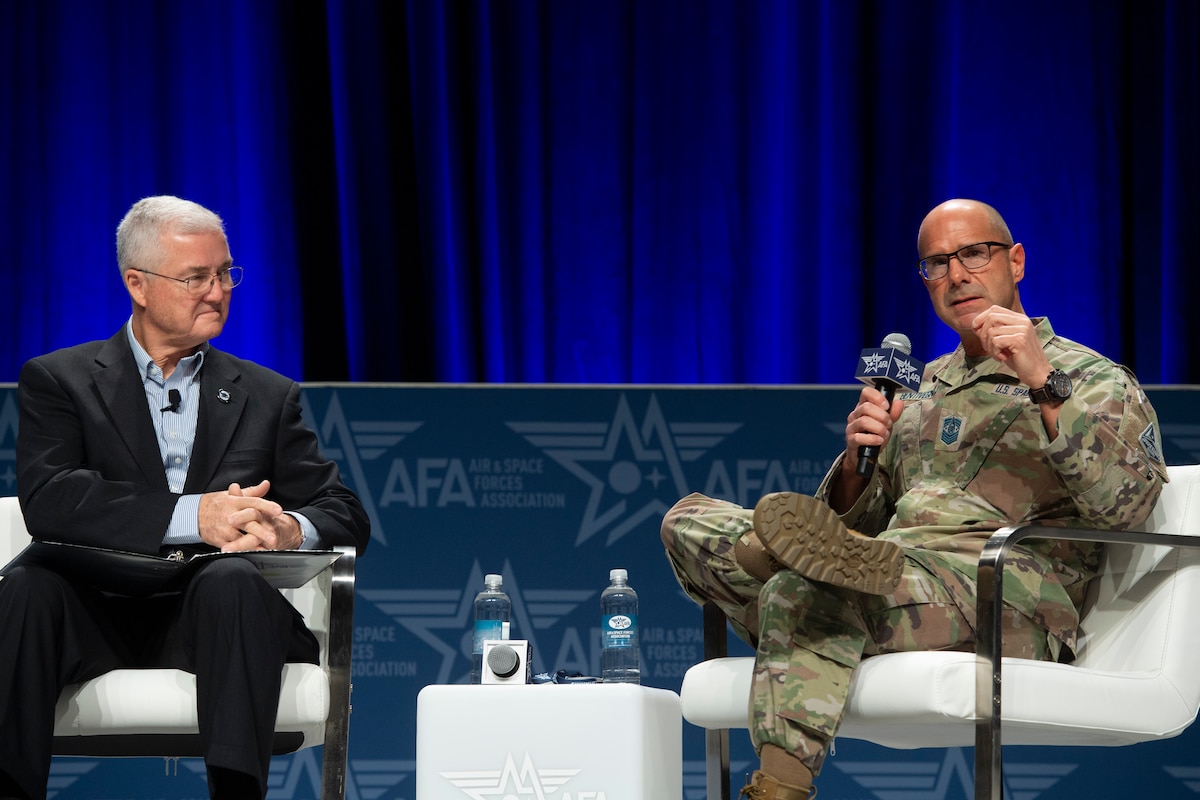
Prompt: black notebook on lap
<box><xmin>0</xmin><ymin>540</ymin><xmax>341</xmax><ymax>597</ymax></box>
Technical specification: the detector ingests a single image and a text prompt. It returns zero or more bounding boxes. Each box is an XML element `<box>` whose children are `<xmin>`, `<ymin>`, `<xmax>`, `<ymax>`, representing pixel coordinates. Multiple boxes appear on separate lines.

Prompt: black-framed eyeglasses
<box><xmin>134</xmin><ymin>266</ymin><xmax>244</xmax><ymax>296</ymax></box>
<box><xmin>917</xmin><ymin>242</ymin><xmax>1011</xmax><ymax>281</ymax></box>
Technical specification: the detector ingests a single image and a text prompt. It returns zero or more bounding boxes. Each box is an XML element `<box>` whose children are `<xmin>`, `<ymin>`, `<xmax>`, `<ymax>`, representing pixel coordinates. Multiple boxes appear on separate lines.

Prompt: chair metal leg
<box><xmin>975</xmin><ymin>537</ymin><xmax>1003</xmax><ymax>800</ymax></box>
<box><xmin>321</xmin><ymin>547</ymin><xmax>357</xmax><ymax>800</ymax></box>
<box><xmin>707</xmin><ymin>727</ymin><xmax>731</xmax><ymax>800</ymax></box>
<box><xmin>702</xmin><ymin>602</ymin><xmax>732</xmax><ymax>800</ymax></box>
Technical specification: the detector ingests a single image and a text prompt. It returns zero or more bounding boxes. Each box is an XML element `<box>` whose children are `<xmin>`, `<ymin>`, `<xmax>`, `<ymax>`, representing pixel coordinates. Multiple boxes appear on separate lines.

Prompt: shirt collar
<box><xmin>934</xmin><ymin>317</ymin><xmax>1055</xmax><ymax>388</ymax></box>
<box><xmin>124</xmin><ymin>318</ymin><xmax>207</xmax><ymax>384</ymax></box>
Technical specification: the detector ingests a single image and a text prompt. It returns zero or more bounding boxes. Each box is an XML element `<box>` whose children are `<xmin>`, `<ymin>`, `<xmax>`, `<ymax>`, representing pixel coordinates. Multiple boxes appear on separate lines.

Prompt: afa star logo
<box><xmin>301</xmin><ymin>389</ymin><xmax>424</xmax><ymax>547</ymax></box>
<box><xmin>893</xmin><ymin>356</ymin><xmax>921</xmax><ymax>386</ymax></box>
<box><xmin>1159</xmin><ymin>423</ymin><xmax>1200</xmax><ymax>465</ymax></box>
<box><xmin>46</xmin><ymin>754</ymin><xmax>410</xmax><ymax>800</ymax></box>
<box><xmin>360</xmin><ymin>560</ymin><xmax>593</xmax><ymax>684</ymax></box>
<box><xmin>506</xmin><ymin>394</ymin><xmax>741</xmax><ymax>546</ymax></box>
<box><xmin>682</xmin><ymin>758</ymin><xmax>751</xmax><ymax>800</ymax></box>
<box><xmin>46</xmin><ymin>760</ymin><xmax>97</xmax><ymax>799</ymax></box>
<box><xmin>861</xmin><ymin>352</ymin><xmax>889</xmax><ymax>374</ymax></box>
<box><xmin>1164</xmin><ymin>765</ymin><xmax>1200</xmax><ymax>793</ymax></box>
<box><xmin>439</xmin><ymin>752</ymin><xmax>583</xmax><ymax>800</ymax></box>
<box><xmin>831</xmin><ymin>747</ymin><xmax>1077</xmax><ymax>799</ymax></box>
<box><xmin>181</xmin><ymin>751</ymin><xmax>413</xmax><ymax>799</ymax></box>
<box><xmin>0</xmin><ymin>392</ymin><xmax>16</xmax><ymax>492</ymax></box>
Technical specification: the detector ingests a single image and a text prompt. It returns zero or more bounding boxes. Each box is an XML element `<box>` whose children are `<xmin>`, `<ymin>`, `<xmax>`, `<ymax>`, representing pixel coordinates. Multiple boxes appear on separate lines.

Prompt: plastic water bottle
<box><xmin>470</xmin><ymin>573</ymin><xmax>511</xmax><ymax>684</ymax></box>
<box><xmin>601</xmin><ymin>568</ymin><xmax>640</xmax><ymax>684</ymax></box>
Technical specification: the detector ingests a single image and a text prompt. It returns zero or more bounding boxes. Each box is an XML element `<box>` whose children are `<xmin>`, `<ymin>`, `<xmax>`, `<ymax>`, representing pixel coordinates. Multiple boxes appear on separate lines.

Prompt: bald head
<box><xmin>917</xmin><ymin>199</ymin><xmax>1012</xmax><ymax>255</ymax></box>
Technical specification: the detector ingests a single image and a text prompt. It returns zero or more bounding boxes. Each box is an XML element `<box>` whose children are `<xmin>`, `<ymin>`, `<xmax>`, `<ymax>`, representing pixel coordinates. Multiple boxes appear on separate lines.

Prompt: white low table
<box><xmin>416</xmin><ymin>683</ymin><xmax>682</xmax><ymax>799</ymax></box>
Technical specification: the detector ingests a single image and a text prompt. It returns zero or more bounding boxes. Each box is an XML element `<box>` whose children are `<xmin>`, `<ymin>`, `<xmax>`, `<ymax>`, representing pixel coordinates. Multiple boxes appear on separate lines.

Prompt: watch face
<box><xmin>1048</xmin><ymin>370</ymin><xmax>1072</xmax><ymax>399</ymax></box>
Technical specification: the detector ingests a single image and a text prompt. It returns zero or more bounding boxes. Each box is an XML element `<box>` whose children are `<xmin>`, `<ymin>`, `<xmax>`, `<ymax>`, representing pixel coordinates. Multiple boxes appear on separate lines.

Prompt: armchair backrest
<box><xmin>282</xmin><ymin>566</ymin><xmax>333</xmax><ymax>653</ymax></box>
<box><xmin>0</xmin><ymin>496</ymin><xmax>30</xmax><ymax>566</ymax></box>
<box><xmin>1074</xmin><ymin>465</ymin><xmax>1200</xmax><ymax>678</ymax></box>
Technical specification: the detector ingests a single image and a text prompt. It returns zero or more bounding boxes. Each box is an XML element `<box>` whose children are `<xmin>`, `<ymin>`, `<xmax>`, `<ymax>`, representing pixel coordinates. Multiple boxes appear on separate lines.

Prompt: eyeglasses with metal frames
<box><xmin>917</xmin><ymin>242</ymin><xmax>1011</xmax><ymax>281</ymax></box>
<box><xmin>133</xmin><ymin>266</ymin><xmax>244</xmax><ymax>296</ymax></box>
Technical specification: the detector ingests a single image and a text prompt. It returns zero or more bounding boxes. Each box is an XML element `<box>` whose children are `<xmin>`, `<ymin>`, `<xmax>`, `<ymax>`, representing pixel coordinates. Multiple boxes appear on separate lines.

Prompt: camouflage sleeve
<box><xmin>814</xmin><ymin>451</ymin><xmax>897</xmax><ymax>536</ymax></box>
<box><xmin>1047</xmin><ymin>361</ymin><xmax>1167</xmax><ymax>529</ymax></box>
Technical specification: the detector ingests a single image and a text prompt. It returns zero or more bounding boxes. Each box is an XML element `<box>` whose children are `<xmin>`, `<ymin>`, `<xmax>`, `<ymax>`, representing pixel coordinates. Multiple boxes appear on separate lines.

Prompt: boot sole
<box><xmin>752</xmin><ymin>492</ymin><xmax>903</xmax><ymax>595</ymax></box>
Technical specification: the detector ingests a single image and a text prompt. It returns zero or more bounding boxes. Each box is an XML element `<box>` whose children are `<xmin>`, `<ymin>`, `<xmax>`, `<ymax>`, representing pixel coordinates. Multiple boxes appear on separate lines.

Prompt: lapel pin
<box><xmin>217</xmin><ymin>388</ymin><xmax>231</xmax><ymax>404</ymax></box>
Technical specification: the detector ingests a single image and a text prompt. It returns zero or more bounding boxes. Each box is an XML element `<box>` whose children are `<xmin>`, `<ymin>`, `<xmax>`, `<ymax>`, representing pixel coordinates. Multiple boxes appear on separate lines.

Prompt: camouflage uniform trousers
<box><xmin>661</xmin><ymin>492</ymin><xmax>1052</xmax><ymax>774</ymax></box>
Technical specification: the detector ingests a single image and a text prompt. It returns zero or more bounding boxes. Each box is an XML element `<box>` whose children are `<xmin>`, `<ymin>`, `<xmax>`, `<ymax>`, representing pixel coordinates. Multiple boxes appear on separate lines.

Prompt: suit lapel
<box><xmin>93</xmin><ymin>331</ymin><xmax>170</xmax><ymax>490</ymax></box>
<box><xmin>186</xmin><ymin>349</ymin><xmax>247</xmax><ymax>493</ymax></box>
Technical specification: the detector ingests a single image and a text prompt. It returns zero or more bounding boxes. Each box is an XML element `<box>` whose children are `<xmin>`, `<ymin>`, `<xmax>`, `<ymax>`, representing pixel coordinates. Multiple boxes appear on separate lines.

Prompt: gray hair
<box><xmin>116</xmin><ymin>196</ymin><xmax>226</xmax><ymax>276</ymax></box>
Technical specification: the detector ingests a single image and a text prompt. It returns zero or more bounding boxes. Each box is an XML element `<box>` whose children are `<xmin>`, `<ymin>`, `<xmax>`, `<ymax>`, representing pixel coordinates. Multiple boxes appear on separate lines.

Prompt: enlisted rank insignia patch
<box><xmin>940</xmin><ymin>415</ymin><xmax>963</xmax><ymax>446</ymax></box>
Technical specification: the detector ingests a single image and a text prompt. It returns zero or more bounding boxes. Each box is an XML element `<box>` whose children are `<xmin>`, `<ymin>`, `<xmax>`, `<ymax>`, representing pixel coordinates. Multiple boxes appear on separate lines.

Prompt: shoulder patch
<box><xmin>1140</xmin><ymin>423</ymin><xmax>1164</xmax><ymax>464</ymax></box>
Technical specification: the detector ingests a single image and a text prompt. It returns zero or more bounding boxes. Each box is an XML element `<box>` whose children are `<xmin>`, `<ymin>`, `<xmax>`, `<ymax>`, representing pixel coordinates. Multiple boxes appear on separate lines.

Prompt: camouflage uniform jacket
<box><xmin>816</xmin><ymin>317</ymin><xmax>1167</xmax><ymax>657</ymax></box>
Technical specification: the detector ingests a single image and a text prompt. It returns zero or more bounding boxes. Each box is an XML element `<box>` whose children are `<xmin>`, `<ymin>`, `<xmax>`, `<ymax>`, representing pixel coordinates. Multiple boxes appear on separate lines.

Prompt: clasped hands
<box><xmin>198</xmin><ymin>480</ymin><xmax>302</xmax><ymax>552</ymax></box>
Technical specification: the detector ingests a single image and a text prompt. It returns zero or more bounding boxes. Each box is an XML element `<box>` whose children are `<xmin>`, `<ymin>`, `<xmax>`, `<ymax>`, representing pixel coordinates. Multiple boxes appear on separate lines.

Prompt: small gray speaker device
<box><xmin>480</xmin><ymin>639</ymin><xmax>532</xmax><ymax>684</ymax></box>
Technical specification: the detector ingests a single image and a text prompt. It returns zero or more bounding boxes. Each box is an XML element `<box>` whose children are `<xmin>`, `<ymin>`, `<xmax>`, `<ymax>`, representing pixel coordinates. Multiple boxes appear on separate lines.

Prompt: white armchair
<box><xmin>0</xmin><ymin>496</ymin><xmax>357</xmax><ymax>800</ymax></box>
<box><xmin>680</xmin><ymin>464</ymin><xmax>1200</xmax><ymax>800</ymax></box>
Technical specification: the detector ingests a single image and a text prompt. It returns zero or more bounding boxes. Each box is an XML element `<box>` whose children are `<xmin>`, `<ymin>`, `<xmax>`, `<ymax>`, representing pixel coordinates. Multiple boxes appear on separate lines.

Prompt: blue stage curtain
<box><xmin>2</xmin><ymin>0</ymin><xmax>1197</xmax><ymax>384</ymax></box>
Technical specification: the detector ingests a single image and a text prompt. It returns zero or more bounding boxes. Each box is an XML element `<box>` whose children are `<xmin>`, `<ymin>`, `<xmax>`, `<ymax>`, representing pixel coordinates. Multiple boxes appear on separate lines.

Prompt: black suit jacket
<box><xmin>15</xmin><ymin>328</ymin><xmax>370</xmax><ymax>558</ymax></box>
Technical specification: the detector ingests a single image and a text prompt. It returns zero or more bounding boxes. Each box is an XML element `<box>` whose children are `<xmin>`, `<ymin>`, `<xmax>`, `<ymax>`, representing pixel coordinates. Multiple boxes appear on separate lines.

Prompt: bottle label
<box><xmin>602</xmin><ymin>613</ymin><xmax>638</xmax><ymax>649</ymax></box>
<box><xmin>473</xmin><ymin>619</ymin><xmax>508</xmax><ymax>652</ymax></box>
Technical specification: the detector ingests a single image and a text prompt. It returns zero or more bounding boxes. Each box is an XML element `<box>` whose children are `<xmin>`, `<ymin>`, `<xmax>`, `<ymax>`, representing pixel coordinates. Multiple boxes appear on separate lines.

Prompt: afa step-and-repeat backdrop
<box><xmin>2</xmin><ymin>383</ymin><xmax>1200</xmax><ymax>800</ymax></box>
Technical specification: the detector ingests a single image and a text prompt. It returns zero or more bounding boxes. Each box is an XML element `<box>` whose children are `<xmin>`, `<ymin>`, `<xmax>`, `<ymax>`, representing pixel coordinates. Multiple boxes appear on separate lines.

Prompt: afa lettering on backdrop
<box><xmin>305</xmin><ymin>386</ymin><xmax>848</xmax><ymax>728</ymax></box>
<box><xmin>301</xmin><ymin>385</ymin><xmax>854</xmax><ymax>800</ymax></box>
<box><xmin>2</xmin><ymin>384</ymin><xmax>1200</xmax><ymax>798</ymax></box>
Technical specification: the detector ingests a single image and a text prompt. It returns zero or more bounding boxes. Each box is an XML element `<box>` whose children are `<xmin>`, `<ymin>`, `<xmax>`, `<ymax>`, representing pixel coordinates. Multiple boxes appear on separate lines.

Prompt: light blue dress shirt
<box><xmin>125</xmin><ymin>321</ymin><xmax>319</xmax><ymax>549</ymax></box>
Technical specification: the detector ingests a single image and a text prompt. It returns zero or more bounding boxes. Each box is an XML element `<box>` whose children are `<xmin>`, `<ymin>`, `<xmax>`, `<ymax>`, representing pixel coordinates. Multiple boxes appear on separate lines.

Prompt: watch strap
<box><xmin>1030</xmin><ymin>369</ymin><xmax>1070</xmax><ymax>404</ymax></box>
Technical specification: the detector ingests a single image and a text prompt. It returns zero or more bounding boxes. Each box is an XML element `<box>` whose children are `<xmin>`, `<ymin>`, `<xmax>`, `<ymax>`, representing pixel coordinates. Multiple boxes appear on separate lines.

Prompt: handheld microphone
<box><xmin>161</xmin><ymin>389</ymin><xmax>181</xmax><ymax>413</ymax></box>
<box><xmin>854</xmin><ymin>332</ymin><xmax>924</xmax><ymax>479</ymax></box>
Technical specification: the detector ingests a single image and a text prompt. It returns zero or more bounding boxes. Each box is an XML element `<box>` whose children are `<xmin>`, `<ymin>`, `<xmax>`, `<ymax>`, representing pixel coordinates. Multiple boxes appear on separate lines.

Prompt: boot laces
<box><xmin>738</xmin><ymin>783</ymin><xmax>764</xmax><ymax>800</ymax></box>
<box><xmin>737</xmin><ymin>777</ymin><xmax>817</xmax><ymax>800</ymax></box>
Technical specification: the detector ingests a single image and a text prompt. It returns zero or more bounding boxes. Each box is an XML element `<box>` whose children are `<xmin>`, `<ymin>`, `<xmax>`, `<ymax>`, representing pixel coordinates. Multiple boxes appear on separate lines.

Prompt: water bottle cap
<box><xmin>609</xmin><ymin>568</ymin><xmax>627</xmax><ymax>581</ymax></box>
<box><xmin>484</xmin><ymin>573</ymin><xmax>503</xmax><ymax>588</ymax></box>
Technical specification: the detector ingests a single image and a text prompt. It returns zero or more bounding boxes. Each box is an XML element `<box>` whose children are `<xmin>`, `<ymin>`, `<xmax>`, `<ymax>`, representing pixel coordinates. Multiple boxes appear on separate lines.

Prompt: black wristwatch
<box><xmin>1029</xmin><ymin>369</ymin><xmax>1072</xmax><ymax>405</ymax></box>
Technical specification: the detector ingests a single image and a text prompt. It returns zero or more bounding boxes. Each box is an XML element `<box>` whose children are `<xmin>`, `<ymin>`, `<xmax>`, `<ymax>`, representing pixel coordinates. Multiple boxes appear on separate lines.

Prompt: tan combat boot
<box><xmin>752</xmin><ymin>492</ymin><xmax>903</xmax><ymax>595</ymax></box>
<box><xmin>738</xmin><ymin>770</ymin><xmax>816</xmax><ymax>799</ymax></box>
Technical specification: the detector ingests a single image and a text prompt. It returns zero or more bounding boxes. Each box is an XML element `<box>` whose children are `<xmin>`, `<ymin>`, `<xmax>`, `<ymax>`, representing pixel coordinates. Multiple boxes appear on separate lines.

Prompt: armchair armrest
<box><xmin>974</xmin><ymin>524</ymin><xmax>1200</xmax><ymax>800</ymax></box>
<box><xmin>322</xmin><ymin>545</ymin><xmax>357</xmax><ymax>800</ymax></box>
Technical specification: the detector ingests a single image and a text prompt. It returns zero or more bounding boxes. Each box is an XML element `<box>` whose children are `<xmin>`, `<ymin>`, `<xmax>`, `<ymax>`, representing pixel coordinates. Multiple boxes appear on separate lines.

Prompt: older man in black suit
<box><xmin>0</xmin><ymin>196</ymin><xmax>370</xmax><ymax>799</ymax></box>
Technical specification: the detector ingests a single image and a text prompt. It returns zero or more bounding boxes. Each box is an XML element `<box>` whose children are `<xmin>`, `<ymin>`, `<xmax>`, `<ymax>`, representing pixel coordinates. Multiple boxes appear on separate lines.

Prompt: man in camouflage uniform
<box><xmin>660</xmin><ymin>198</ymin><xmax>1167</xmax><ymax>800</ymax></box>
